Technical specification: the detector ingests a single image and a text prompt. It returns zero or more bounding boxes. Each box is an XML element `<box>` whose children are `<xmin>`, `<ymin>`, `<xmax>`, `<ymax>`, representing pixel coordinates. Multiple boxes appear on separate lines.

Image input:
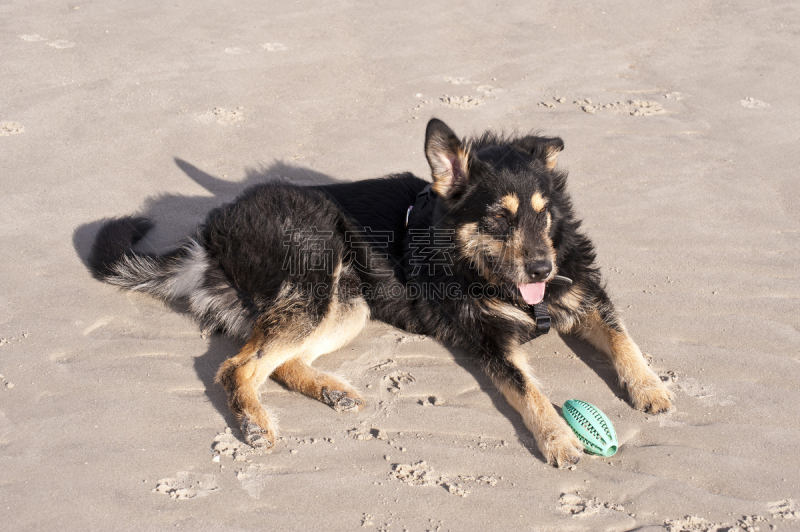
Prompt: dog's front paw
<box><xmin>240</xmin><ymin>417</ymin><xmax>276</xmax><ymax>449</ymax></box>
<box><xmin>627</xmin><ymin>374</ymin><xmax>673</xmax><ymax>414</ymax></box>
<box><xmin>322</xmin><ymin>387</ymin><xmax>365</xmax><ymax>412</ymax></box>
<box><xmin>539</xmin><ymin>420</ymin><xmax>583</xmax><ymax>468</ymax></box>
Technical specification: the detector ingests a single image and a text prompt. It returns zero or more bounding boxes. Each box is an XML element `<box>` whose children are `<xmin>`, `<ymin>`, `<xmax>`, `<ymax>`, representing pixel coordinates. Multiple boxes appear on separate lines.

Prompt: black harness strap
<box><xmin>531</xmin><ymin>301</ymin><xmax>551</xmax><ymax>337</ymax></box>
<box><xmin>402</xmin><ymin>184</ymin><xmax>436</xmax><ymax>283</ymax></box>
<box><xmin>405</xmin><ymin>184</ymin><xmax>435</xmax><ymax>231</ymax></box>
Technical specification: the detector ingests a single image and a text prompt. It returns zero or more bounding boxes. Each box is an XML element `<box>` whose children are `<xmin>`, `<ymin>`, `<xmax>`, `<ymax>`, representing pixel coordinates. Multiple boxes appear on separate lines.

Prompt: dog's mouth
<box><xmin>517</xmin><ymin>282</ymin><xmax>546</xmax><ymax>306</ymax></box>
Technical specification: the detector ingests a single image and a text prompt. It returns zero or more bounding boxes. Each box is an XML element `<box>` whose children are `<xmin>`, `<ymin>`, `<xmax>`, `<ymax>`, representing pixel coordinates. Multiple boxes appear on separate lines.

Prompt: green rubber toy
<box><xmin>562</xmin><ymin>399</ymin><xmax>618</xmax><ymax>457</ymax></box>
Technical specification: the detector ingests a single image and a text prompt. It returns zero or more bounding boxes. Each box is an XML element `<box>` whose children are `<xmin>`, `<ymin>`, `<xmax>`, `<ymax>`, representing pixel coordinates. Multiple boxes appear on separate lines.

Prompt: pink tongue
<box><xmin>519</xmin><ymin>283</ymin><xmax>546</xmax><ymax>305</ymax></box>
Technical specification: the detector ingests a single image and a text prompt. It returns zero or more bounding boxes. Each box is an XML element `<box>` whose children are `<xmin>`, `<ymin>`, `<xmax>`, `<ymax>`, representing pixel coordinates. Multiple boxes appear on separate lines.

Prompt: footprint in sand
<box><xmin>390</xmin><ymin>461</ymin><xmax>443</xmax><ymax>487</ymax></box>
<box><xmin>575</xmin><ymin>98</ymin><xmax>666</xmax><ymax>116</ymax></box>
<box><xmin>153</xmin><ymin>471</ymin><xmax>219</xmax><ymax>500</ymax></box>
<box><xmin>211</xmin><ymin>427</ymin><xmax>259</xmax><ymax>462</ymax></box>
<box><xmin>558</xmin><ymin>492</ymin><xmax>626</xmax><ymax>517</ymax></box>
<box><xmin>384</xmin><ymin>370</ymin><xmax>416</xmax><ymax>394</ymax></box>
<box><xmin>675</xmin><ymin>377</ymin><xmax>734</xmax><ymax>406</ymax></box>
<box><xmin>419</xmin><ymin>395</ymin><xmax>445</xmax><ymax>407</ymax></box>
<box><xmin>195</xmin><ymin>107</ymin><xmax>245</xmax><ymax>125</ymax></box>
<box><xmin>0</xmin><ymin>122</ymin><xmax>25</xmax><ymax>136</ymax></box>
<box><xmin>347</xmin><ymin>427</ymin><xmax>389</xmax><ymax>441</ymax></box>
<box><xmin>407</xmin><ymin>79</ymin><xmax>499</xmax><ymax>120</ymax></box>
<box><xmin>627</xmin><ymin>100</ymin><xmax>666</xmax><ymax>116</ymax></box>
<box><xmin>768</xmin><ymin>499</ymin><xmax>800</xmax><ymax>520</ymax></box>
<box><xmin>389</xmin><ymin>460</ymin><xmax>499</xmax><ymax>498</ymax></box>
<box><xmin>557</xmin><ymin>492</ymin><xmax>637</xmax><ymax>529</ymax></box>
<box><xmin>440</xmin><ymin>95</ymin><xmax>484</xmax><ymax>109</ymax></box>
<box><xmin>539</xmin><ymin>95</ymin><xmax>668</xmax><ymax>116</ymax></box>
<box><xmin>665</xmin><ymin>514</ymin><xmax>769</xmax><ymax>532</ymax></box>
<box><xmin>235</xmin><ymin>463</ymin><xmax>271</xmax><ymax>500</ymax></box>
<box><xmin>370</xmin><ymin>359</ymin><xmax>398</xmax><ymax>371</ymax></box>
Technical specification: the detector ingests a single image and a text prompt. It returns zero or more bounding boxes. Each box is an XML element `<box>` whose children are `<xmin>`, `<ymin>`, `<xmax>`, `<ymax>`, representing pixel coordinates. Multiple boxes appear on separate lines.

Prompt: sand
<box><xmin>2</xmin><ymin>0</ymin><xmax>800</xmax><ymax>530</ymax></box>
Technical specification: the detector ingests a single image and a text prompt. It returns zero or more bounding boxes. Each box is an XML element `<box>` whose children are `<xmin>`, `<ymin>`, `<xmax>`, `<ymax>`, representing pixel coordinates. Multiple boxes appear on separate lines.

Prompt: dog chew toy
<box><xmin>562</xmin><ymin>399</ymin><xmax>618</xmax><ymax>457</ymax></box>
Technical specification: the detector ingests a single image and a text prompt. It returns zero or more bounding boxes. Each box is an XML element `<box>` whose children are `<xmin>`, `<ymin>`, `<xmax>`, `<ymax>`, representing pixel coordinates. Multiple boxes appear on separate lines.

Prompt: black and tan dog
<box><xmin>88</xmin><ymin>119</ymin><xmax>672</xmax><ymax>467</ymax></box>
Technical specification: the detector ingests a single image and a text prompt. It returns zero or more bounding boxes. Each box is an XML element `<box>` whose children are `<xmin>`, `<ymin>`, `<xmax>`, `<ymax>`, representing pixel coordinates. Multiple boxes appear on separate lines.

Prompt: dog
<box><xmin>88</xmin><ymin>118</ymin><xmax>672</xmax><ymax>467</ymax></box>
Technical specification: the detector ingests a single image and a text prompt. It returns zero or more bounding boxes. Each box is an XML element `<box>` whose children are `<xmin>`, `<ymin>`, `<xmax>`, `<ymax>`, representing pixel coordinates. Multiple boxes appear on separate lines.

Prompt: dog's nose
<box><xmin>525</xmin><ymin>260</ymin><xmax>552</xmax><ymax>281</ymax></box>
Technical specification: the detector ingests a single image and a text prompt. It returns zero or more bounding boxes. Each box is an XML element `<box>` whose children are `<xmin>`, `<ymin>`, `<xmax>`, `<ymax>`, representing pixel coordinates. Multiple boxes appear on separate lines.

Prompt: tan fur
<box><xmin>271</xmin><ymin>357</ymin><xmax>363</xmax><ymax>407</ymax></box>
<box><xmin>543</xmin><ymin>146</ymin><xmax>560</xmax><ymax>170</ymax></box>
<box><xmin>456</xmin><ymin>222</ymin><xmax>485</xmax><ymax>269</ymax></box>
<box><xmin>456</xmin><ymin>222</ymin><xmax>503</xmax><ymax>282</ymax></box>
<box><xmin>531</xmin><ymin>192</ymin><xmax>547</xmax><ymax>213</ymax></box>
<box><xmin>548</xmin><ymin>285</ymin><xmax>587</xmax><ymax>332</ymax></box>
<box><xmin>461</xmin><ymin>221</ymin><xmax>527</xmax><ymax>285</ymax></box>
<box><xmin>504</xmin><ymin>227</ymin><xmax>527</xmax><ymax>281</ymax></box>
<box><xmin>559</xmin><ymin>285</ymin><xmax>586</xmax><ymax>313</ymax></box>
<box><xmin>575</xmin><ymin>310</ymin><xmax>673</xmax><ymax>413</ymax></box>
<box><xmin>215</xmin><ymin>329</ymin><xmax>282</xmax><ymax>446</ymax></box>
<box><xmin>298</xmin><ymin>297</ymin><xmax>370</xmax><ymax>363</ymax></box>
<box><xmin>492</xmin><ymin>348</ymin><xmax>582</xmax><ymax>467</ymax></box>
<box><xmin>480</xmin><ymin>298</ymin><xmax>535</xmax><ymax>327</ymax></box>
<box><xmin>501</xmin><ymin>193</ymin><xmax>520</xmax><ymax>215</ymax></box>
<box><xmin>431</xmin><ymin>147</ymin><xmax>470</xmax><ymax>197</ymax></box>
<box><xmin>431</xmin><ymin>179</ymin><xmax>448</xmax><ymax>198</ymax></box>
<box><xmin>456</xmin><ymin>222</ymin><xmax>480</xmax><ymax>249</ymax></box>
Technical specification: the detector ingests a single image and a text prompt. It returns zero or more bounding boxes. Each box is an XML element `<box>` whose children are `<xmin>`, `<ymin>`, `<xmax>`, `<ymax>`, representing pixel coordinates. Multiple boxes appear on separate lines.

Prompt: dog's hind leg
<box><xmin>271</xmin><ymin>298</ymin><xmax>369</xmax><ymax>412</ymax></box>
<box><xmin>216</xmin><ymin>293</ymin><xmax>369</xmax><ymax>447</ymax></box>
<box><xmin>215</xmin><ymin>298</ymin><xmax>318</xmax><ymax>448</ymax></box>
<box><xmin>215</xmin><ymin>328</ymin><xmax>294</xmax><ymax>449</ymax></box>
<box><xmin>272</xmin><ymin>358</ymin><xmax>364</xmax><ymax>412</ymax></box>
<box><xmin>486</xmin><ymin>346</ymin><xmax>583</xmax><ymax>468</ymax></box>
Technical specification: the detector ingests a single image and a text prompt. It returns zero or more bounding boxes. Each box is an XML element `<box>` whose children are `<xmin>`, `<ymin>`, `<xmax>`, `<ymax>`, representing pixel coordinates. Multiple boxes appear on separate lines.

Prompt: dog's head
<box><xmin>425</xmin><ymin>118</ymin><xmax>566</xmax><ymax>305</ymax></box>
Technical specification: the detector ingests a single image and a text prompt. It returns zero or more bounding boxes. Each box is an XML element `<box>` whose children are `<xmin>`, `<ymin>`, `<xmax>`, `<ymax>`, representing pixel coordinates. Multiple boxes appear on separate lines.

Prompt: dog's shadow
<box><xmin>72</xmin><ymin>158</ymin><xmax>345</xmax><ymax>427</ymax></box>
<box><xmin>445</xmin><ymin>348</ymin><xmax>542</xmax><ymax>456</ymax></box>
<box><xmin>193</xmin><ymin>333</ymin><xmax>241</xmax><ymax>429</ymax></box>
<box><xmin>560</xmin><ymin>334</ymin><xmax>629</xmax><ymax>400</ymax></box>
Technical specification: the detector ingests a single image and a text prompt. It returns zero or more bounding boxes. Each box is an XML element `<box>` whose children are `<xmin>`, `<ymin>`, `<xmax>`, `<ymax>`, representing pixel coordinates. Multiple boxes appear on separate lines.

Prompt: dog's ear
<box><xmin>425</xmin><ymin>119</ymin><xmax>471</xmax><ymax>198</ymax></box>
<box><xmin>514</xmin><ymin>136</ymin><xmax>564</xmax><ymax>170</ymax></box>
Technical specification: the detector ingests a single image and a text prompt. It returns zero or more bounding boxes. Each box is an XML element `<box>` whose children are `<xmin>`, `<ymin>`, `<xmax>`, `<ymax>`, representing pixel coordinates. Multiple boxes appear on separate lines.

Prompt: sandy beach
<box><xmin>2</xmin><ymin>1</ymin><xmax>800</xmax><ymax>530</ymax></box>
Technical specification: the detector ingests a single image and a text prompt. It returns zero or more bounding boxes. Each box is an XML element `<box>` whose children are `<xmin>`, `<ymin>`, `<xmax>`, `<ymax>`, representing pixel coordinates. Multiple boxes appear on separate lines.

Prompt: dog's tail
<box><xmin>88</xmin><ymin>216</ymin><xmax>202</xmax><ymax>300</ymax></box>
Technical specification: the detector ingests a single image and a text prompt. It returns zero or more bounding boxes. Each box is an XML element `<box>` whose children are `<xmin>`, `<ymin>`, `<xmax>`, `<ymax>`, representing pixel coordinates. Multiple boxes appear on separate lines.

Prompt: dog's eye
<box><xmin>490</xmin><ymin>213</ymin><xmax>511</xmax><ymax>230</ymax></box>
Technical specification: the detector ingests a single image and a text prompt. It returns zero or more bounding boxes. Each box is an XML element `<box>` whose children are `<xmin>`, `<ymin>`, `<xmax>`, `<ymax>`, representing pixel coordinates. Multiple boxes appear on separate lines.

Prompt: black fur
<box><xmin>88</xmin><ymin>216</ymin><xmax>154</xmax><ymax>279</ymax></box>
